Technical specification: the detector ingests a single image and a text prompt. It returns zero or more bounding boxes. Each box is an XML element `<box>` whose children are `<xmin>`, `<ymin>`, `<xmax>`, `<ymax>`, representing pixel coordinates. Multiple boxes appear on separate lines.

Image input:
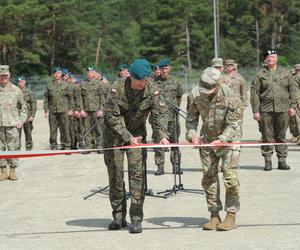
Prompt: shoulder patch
<box><xmin>153</xmin><ymin>90</ymin><xmax>160</xmax><ymax>96</ymax></box>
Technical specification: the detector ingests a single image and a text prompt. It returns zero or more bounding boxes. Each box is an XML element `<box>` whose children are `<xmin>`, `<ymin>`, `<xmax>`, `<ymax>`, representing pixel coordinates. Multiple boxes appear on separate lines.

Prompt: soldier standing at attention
<box><xmin>250</xmin><ymin>48</ymin><xmax>298</xmax><ymax>171</ymax></box>
<box><xmin>289</xmin><ymin>64</ymin><xmax>300</xmax><ymax>142</ymax></box>
<box><xmin>79</xmin><ymin>67</ymin><xmax>105</xmax><ymax>150</ymax></box>
<box><xmin>186</xmin><ymin>67</ymin><xmax>243</xmax><ymax>231</ymax></box>
<box><xmin>17</xmin><ymin>76</ymin><xmax>37</xmax><ymax>151</ymax></box>
<box><xmin>0</xmin><ymin>65</ymin><xmax>27</xmax><ymax>181</ymax></box>
<box><xmin>44</xmin><ymin>67</ymin><xmax>74</xmax><ymax>150</ymax></box>
<box><xmin>104</xmin><ymin>59</ymin><xmax>169</xmax><ymax>233</ymax></box>
<box><xmin>152</xmin><ymin>59</ymin><xmax>183</xmax><ymax>175</ymax></box>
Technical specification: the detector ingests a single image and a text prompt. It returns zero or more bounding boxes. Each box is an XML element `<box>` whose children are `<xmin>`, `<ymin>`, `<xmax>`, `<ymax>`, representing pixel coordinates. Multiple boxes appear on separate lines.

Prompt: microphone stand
<box><xmin>156</xmin><ymin>99</ymin><xmax>204</xmax><ymax>198</ymax></box>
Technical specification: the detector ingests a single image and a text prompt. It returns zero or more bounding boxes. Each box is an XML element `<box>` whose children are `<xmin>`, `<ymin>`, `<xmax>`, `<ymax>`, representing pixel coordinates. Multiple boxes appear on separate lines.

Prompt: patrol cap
<box><xmin>198</xmin><ymin>67</ymin><xmax>221</xmax><ymax>94</ymax></box>
<box><xmin>86</xmin><ymin>67</ymin><xmax>96</xmax><ymax>72</ymax></box>
<box><xmin>233</xmin><ymin>63</ymin><xmax>238</xmax><ymax>70</ymax></box>
<box><xmin>118</xmin><ymin>64</ymin><xmax>128</xmax><ymax>71</ymax></box>
<box><xmin>264</xmin><ymin>48</ymin><xmax>277</xmax><ymax>58</ymax></box>
<box><xmin>294</xmin><ymin>64</ymin><xmax>300</xmax><ymax>70</ymax></box>
<box><xmin>157</xmin><ymin>59</ymin><xmax>171</xmax><ymax>68</ymax></box>
<box><xmin>225</xmin><ymin>59</ymin><xmax>235</xmax><ymax>65</ymax></box>
<box><xmin>128</xmin><ymin>59</ymin><xmax>151</xmax><ymax>80</ymax></box>
<box><xmin>0</xmin><ymin>65</ymin><xmax>10</xmax><ymax>75</ymax></box>
<box><xmin>51</xmin><ymin>67</ymin><xmax>62</xmax><ymax>73</ymax></box>
<box><xmin>17</xmin><ymin>76</ymin><xmax>26</xmax><ymax>81</ymax></box>
<box><xmin>211</xmin><ymin>58</ymin><xmax>223</xmax><ymax>67</ymax></box>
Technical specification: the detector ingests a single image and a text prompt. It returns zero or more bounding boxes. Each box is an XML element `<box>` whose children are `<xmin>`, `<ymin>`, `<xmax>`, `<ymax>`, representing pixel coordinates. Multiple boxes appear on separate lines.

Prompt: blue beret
<box><xmin>129</xmin><ymin>59</ymin><xmax>151</xmax><ymax>80</ymax></box>
<box><xmin>158</xmin><ymin>59</ymin><xmax>171</xmax><ymax>68</ymax></box>
<box><xmin>118</xmin><ymin>64</ymin><xmax>128</xmax><ymax>71</ymax></box>
<box><xmin>61</xmin><ymin>68</ymin><xmax>69</xmax><ymax>74</ymax></box>
<box><xmin>264</xmin><ymin>48</ymin><xmax>277</xmax><ymax>58</ymax></box>
<box><xmin>86</xmin><ymin>67</ymin><xmax>96</xmax><ymax>71</ymax></box>
<box><xmin>17</xmin><ymin>76</ymin><xmax>26</xmax><ymax>81</ymax></box>
<box><xmin>51</xmin><ymin>67</ymin><xmax>62</xmax><ymax>73</ymax></box>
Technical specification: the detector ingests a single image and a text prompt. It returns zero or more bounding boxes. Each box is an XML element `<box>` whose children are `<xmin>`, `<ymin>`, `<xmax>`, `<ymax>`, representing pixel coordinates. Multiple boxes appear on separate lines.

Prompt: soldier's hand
<box><xmin>130</xmin><ymin>136</ymin><xmax>143</xmax><ymax>145</ymax></box>
<box><xmin>44</xmin><ymin>112</ymin><xmax>49</xmax><ymax>118</ymax></box>
<box><xmin>191</xmin><ymin>135</ymin><xmax>201</xmax><ymax>148</ymax></box>
<box><xmin>74</xmin><ymin>111</ymin><xmax>81</xmax><ymax>118</ymax></box>
<box><xmin>67</xmin><ymin>110</ymin><xmax>73</xmax><ymax>116</ymax></box>
<box><xmin>97</xmin><ymin>110</ymin><xmax>104</xmax><ymax>118</ymax></box>
<box><xmin>16</xmin><ymin>122</ymin><xmax>22</xmax><ymax>129</ymax></box>
<box><xmin>253</xmin><ymin>112</ymin><xmax>261</xmax><ymax>121</ymax></box>
<box><xmin>159</xmin><ymin>138</ymin><xmax>170</xmax><ymax>144</ymax></box>
<box><xmin>80</xmin><ymin>110</ymin><xmax>87</xmax><ymax>118</ymax></box>
<box><xmin>211</xmin><ymin>139</ymin><xmax>222</xmax><ymax>150</ymax></box>
<box><xmin>288</xmin><ymin>108</ymin><xmax>296</xmax><ymax>117</ymax></box>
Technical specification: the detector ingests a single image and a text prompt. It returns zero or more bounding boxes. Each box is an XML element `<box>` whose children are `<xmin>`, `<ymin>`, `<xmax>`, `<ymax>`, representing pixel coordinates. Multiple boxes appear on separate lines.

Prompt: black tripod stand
<box><xmin>156</xmin><ymin>99</ymin><xmax>204</xmax><ymax>198</ymax></box>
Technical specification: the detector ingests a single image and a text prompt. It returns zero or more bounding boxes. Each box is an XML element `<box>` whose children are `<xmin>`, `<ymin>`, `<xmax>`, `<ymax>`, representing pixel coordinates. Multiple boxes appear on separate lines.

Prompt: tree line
<box><xmin>0</xmin><ymin>0</ymin><xmax>299</xmax><ymax>77</ymax></box>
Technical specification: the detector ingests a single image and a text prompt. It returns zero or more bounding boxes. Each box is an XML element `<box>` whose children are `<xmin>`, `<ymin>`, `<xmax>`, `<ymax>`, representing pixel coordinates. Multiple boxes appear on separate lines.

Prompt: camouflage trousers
<box><xmin>200</xmin><ymin>147</ymin><xmax>240</xmax><ymax>213</ymax></box>
<box><xmin>153</xmin><ymin>120</ymin><xmax>181</xmax><ymax>167</ymax></box>
<box><xmin>82</xmin><ymin>112</ymin><xmax>103</xmax><ymax>149</ymax></box>
<box><xmin>18</xmin><ymin>120</ymin><xmax>33</xmax><ymax>150</ymax></box>
<box><xmin>104</xmin><ymin>148</ymin><xmax>145</xmax><ymax>221</ymax></box>
<box><xmin>0</xmin><ymin>127</ymin><xmax>19</xmax><ymax>168</ymax></box>
<box><xmin>69</xmin><ymin>116</ymin><xmax>78</xmax><ymax>149</ymax></box>
<box><xmin>260</xmin><ymin>112</ymin><xmax>289</xmax><ymax>161</ymax></box>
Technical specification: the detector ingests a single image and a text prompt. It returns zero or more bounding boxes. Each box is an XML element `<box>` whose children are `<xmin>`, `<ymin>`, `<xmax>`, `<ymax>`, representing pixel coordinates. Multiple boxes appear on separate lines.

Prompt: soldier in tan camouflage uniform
<box><xmin>0</xmin><ymin>65</ymin><xmax>27</xmax><ymax>181</ymax></box>
<box><xmin>104</xmin><ymin>59</ymin><xmax>169</xmax><ymax>234</ymax></box>
<box><xmin>250</xmin><ymin>49</ymin><xmax>298</xmax><ymax>171</ymax></box>
<box><xmin>152</xmin><ymin>59</ymin><xmax>183</xmax><ymax>175</ymax></box>
<box><xmin>43</xmin><ymin>67</ymin><xmax>74</xmax><ymax>150</ymax></box>
<box><xmin>186</xmin><ymin>67</ymin><xmax>243</xmax><ymax>231</ymax></box>
<box><xmin>212</xmin><ymin>57</ymin><xmax>224</xmax><ymax>73</ymax></box>
<box><xmin>17</xmin><ymin>76</ymin><xmax>37</xmax><ymax>151</ymax></box>
<box><xmin>79</xmin><ymin>67</ymin><xmax>105</xmax><ymax>150</ymax></box>
<box><xmin>289</xmin><ymin>64</ymin><xmax>300</xmax><ymax>142</ymax></box>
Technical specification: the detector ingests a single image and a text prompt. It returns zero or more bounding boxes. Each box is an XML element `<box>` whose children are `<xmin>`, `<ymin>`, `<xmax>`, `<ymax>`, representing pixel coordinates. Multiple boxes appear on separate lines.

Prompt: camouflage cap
<box><xmin>198</xmin><ymin>67</ymin><xmax>221</xmax><ymax>94</ymax></box>
<box><xmin>233</xmin><ymin>63</ymin><xmax>238</xmax><ymax>70</ymax></box>
<box><xmin>225</xmin><ymin>59</ymin><xmax>235</xmax><ymax>65</ymax></box>
<box><xmin>129</xmin><ymin>59</ymin><xmax>151</xmax><ymax>80</ymax></box>
<box><xmin>294</xmin><ymin>64</ymin><xmax>300</xmax><ymax>70</ymax></box>
<box><xmin>211</xmin><ymin>58</ymin><xmax>223</xmax><ymax>67</ymax></box>
<box><xmin>0</xmin><ymin>65</ymin><xmax>10</xmax><ymax>75</ymax></box>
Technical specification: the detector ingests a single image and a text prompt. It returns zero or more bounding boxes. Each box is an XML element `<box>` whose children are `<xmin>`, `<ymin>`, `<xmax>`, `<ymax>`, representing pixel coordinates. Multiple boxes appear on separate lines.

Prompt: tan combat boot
<box><xmin>0</xmin><ymin>168</ymin><xmax>8</xmax><ymax>181</ymax></box>
<box><xmin>8</xmin><ymin>168</ymin><xmax>17</xmax><ymax>181</ymax></box>
<box><xmin>216</xmin><ymin>212</ymin><xmax>237</xmax><ymax>231</ymax></box>
<box><xmin>202</xmin><ymin>212</ymin><xmax>222</xmax><ymax>230</ymax></box>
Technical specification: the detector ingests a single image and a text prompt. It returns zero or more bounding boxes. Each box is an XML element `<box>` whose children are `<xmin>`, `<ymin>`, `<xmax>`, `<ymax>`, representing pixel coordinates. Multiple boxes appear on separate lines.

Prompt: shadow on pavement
<box><xmin>146</xmin><ymin>216</ymin><xmax>207</xmax><ymax>228</ymax></box>
<box><xmin>66</xmin><ymin>218</ymin><xmax>111</xmax><ymax>228</ymax></box>
<box><xmin>239</xmin><ymin>165</ymin><xmax>263</xmax><ymax>170</ymax></box>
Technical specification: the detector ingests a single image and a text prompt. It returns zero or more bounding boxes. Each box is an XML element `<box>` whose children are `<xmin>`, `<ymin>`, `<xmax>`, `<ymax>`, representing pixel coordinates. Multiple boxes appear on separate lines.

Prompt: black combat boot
<box><xmin>108</xmin><ymin>220</ymin><xmax>127</xmax><ymax>230</ymax></box>
<box><xmin>129</xmin><ymin>220</ymin><xmax>142</xmax><ymax>234</ymax></box>
<box><xmin>264</xmin><ymin>159</ymin><xmax>272</xmax><ymax>171</ymax></box>
<box><xmin>278</xmin><ymin>160</ymin><xmax>290</xmax><ymax>170</ymax></box>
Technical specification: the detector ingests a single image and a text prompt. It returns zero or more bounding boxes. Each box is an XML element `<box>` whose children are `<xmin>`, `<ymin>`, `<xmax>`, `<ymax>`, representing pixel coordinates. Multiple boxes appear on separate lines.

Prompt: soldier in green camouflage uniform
<box><xmin>289</xmin><ymin>64</ymin><xmax>300</xmax><ymax>142</ymax></box>
<box><xmin>79</xmin><ymin>67</ymin><xmax>105</xmax><ymax>150</ymax></box>
<box><xmin>104</xmin><ymin>59</ymin><xmax>169</xmax><ymax>234</ymax></box>
<box><xmin>43</xmin><ymin>67</ymin><xmax>74</xmax><ymax>150</ymax></box>
<box><xmin>250</xmin><ymin>49</ymin><xmax>298</xmax><ymax>171</ymax></box>
<box><xmin>0</xmin><ymin>65</ymin><xmax>27</xmax><ymax>181</ymax></box>
<box><xmin>152</xmin><ymin>59</ymin><xmax>183</xmax><ymax>175</ymax></box>
<box><xmin>186</xmin><ymin>67</ymin><xmax>243</xmax><ymax>231</ymax></box>
<box><xmin>17</xmin><ymin>76</ymin><xmax>37</xmax><ymax>150</ymax></box>
<box><xmin>222</xmin><ymin>59</ymin><xmax>248</xmax><ymax>136</ymax></box>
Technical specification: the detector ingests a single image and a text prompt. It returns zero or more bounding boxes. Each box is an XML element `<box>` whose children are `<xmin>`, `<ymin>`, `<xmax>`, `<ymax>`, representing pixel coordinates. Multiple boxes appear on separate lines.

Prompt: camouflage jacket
<box><xmin>21</xmin><ymin>87</ymin><xmax>37</xmax><ymax>118</ymax></box>
<box><xmin>104</xmin><ymin>77</ymin><xmax>169</xmax><ymax>146</ymax></box>
<box><xmin>43</xmin><ymin>79</ymin><xmax>74</xmax><ymax>113</ymax></box>
<box><xmin>222</xmin><ymin>72</ymin><xmax>248</xmax><ymax>107</ymax></box>
<box><xmin>250</xmin><ymin>67</ymin><xmax>298</xmax><ymax>113</ymax></box>
<box><xmin>78</xmin><ymin>79</ymin><xmax>105</xmax><ymax>112</ymax></box>
<box><xmin>186</xmin><ymin>84</ymin><xmax>242</xmax><ymax>146</ymax></box>
<box><xmin>0</xmin><ymin>82</ymin><xmax>27</xmax><ymax>127</ymax></box>
<box><xmin>154</xmin><ymin>75</ymin><xmax>183</xmax><ymax>121</ymax></box>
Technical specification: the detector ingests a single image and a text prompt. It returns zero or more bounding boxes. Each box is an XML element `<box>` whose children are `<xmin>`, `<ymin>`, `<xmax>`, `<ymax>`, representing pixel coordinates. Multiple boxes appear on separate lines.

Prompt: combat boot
<box><xmin>264</xmin><ymin>159</ymin><xmax>272</xmax><ymax>171</ymax></box>
<box><xmin>0</xmin><ymin>168</ymin><xmax>8</xmax><ymax>181</ymax></box>
<box><xmin>216</xmin><ymin>212</ymin><xmax>237</xmax><ymax>231</ymax></box>
<box><xmin>202</xmin><ymin>212</ymin><xmax>222</xmax><ymax>230</ymax></box>
<box><xmin>108</xmin><ymin>220</ymin><xmax>127</xmax><ymax>230</ymax></box>
<box><xmin>154</xmin><ymin>165</ymin><xmax>164</xmax><ymax>175</ymax></box>
<box><xmin>278</xmin><ymin>160</ymin><xmax>290</xmax><ymax>170</ymax></box>
<box><xmin>8</xmin><ymin>168</ymin><xmax>17</xmax><ymax>181</ymax></box>
<box><xmin>129</xmin><ymin>219</ymin><xmax>142</xmax><ymax>234</ymax></box>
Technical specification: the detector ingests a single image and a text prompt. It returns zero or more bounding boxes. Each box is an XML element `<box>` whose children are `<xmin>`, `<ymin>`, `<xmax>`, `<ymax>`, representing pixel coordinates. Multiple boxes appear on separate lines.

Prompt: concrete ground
<box><xmin>1</xmin><ymin>98</ymin><xmax>300</xmax><ymax>250</ymax></box>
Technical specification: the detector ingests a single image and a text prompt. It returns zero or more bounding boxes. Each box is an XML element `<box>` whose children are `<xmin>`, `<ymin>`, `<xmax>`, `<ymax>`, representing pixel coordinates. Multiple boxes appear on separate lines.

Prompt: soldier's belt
<box><xmin>0</xmin><ymin>141</ymin><xmax>298</xmax><ymax>159</ymax></box>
